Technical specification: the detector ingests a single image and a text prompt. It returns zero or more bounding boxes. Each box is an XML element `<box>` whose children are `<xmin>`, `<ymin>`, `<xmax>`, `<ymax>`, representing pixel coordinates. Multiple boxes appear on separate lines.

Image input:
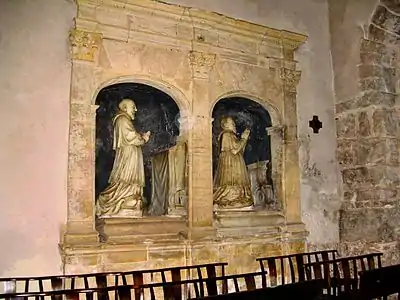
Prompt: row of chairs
<box><xmin>1</xmin><ymin>249</ymin><xmax>394</xmax><ymax>299</ymax></box>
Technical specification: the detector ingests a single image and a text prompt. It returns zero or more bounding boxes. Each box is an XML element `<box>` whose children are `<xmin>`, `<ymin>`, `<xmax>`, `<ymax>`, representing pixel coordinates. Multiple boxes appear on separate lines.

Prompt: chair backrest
<box><xmin>256</xmin><ymin>249</ymin><xmax>338</xmax><ymax>287</ymax></box>
<box><xmin>0</xmin><ymin>271</ymin><xmax>264</xmax><ymax>300</ymax></box>
<box><xmin>304</xmin><ymin>252</ymin><xmax>383</xmax><ymax>296</ymax></box>
<box><xmin>358</xmin><ymin>263</ymin><xmax>400</xmax><ymax>299</ymax></box>
<box><xmin>194</xmin><ymin>279</ymin><xmax>325</xmax><ymax>300</ymax></box>
<box><xmin>0</xmin><ymin>262</ymin><xmax>228</xmax><ymax>296</ymax></box>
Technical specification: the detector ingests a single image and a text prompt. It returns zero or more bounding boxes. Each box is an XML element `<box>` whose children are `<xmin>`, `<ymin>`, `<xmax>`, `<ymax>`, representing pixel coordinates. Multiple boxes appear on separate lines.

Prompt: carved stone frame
<box><xmin>61</xmin><ymin>0</ymin><xmax>307</xmax><ymax>259</ymax></box>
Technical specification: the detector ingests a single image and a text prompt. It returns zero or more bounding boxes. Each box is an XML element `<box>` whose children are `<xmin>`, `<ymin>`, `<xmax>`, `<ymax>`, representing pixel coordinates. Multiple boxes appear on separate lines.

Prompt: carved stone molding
<box><xmin>70</xmin><ymin>29</ymin><xmax>102</xmax><ymax>62</ymax></box>
<box><xmin>189</xmin><ymin>51</ymin><xmax>217</xmax><ymax>79</ymax></box>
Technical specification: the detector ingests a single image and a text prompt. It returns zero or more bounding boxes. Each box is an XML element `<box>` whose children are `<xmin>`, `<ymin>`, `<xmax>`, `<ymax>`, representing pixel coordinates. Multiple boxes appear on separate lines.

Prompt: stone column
<box><xmin>63</xmin><ymin>29</ymin><xmax>102</xmax><ymax>245</ymax></box>
<box><xmin>280</xmin><ymin>67</ymin><xmax>302</xmax><ymax>224</ymax></box>
<box><xmin>187</xmin><ymin>51</ymin><xmax>216</xmax><ymax>236</ymax></box>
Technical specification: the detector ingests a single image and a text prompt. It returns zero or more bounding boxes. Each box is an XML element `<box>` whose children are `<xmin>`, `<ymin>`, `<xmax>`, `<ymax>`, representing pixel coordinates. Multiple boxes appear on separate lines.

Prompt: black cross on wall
<box><xmin>309</xmin><ymin>115</ymin><xmax>322</xmax><ymax>134</ymax></box>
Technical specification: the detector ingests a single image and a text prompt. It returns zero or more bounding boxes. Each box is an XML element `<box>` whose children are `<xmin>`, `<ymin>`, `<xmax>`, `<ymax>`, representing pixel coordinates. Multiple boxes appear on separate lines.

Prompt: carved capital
<box><xmin>280</xmin><ymin>68</ymin><xmax>301</xmax><ymax>92</ymax></box>
<box><xmin>266</xmin><ymin>125</ymin><xmax>286</xmax><ymax>140</ymax></box>
<box><xmin>189</xmin><ymin>51</ymin><xmax>216</xmax><ymax>79</ymax></box>
<box><xmin>70</xmin><ymin>29</ymin><xmax>102</xmax><ymax>62</ymax></box>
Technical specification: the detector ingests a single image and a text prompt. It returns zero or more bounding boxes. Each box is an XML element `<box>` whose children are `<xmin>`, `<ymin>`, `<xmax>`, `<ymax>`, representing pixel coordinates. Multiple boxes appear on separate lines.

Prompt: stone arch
<box><xmin>211</xmin><ymin>93</ymin><xmax>281</xmax><ymax>210</ymax></box>
<box><xmin>94</xmin><ymin>82</ymin><xmax>184</xmax><ymax>218</ymax></box>
<box><xmin>210</xmin><ymin>91</ymin><xmax>283</xmax><ymax>126</ymax></box>
<box><xmin>91</xmin><ymin>75</ymin><xmax>191</xmax><ymax>118</ymax></box>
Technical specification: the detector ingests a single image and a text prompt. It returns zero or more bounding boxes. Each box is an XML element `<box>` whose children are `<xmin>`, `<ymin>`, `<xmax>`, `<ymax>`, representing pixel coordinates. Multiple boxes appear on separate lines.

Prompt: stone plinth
<box><xmin>101</xmin><ymin>216</ymin><xmax>187</xmax><ymax>243</ymax></box>
<box><xmin>213</xmin><ymin>209</ymin><xmax>285</xmax><ymax>237</ymax></box>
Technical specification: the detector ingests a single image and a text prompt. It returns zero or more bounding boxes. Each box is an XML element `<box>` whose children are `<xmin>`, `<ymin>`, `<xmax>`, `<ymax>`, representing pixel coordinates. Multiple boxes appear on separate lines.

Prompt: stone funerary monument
<box><xmin>60</xmin><ymin>0</ymin><xmax>308</xmax><ymax>274</ymax></box>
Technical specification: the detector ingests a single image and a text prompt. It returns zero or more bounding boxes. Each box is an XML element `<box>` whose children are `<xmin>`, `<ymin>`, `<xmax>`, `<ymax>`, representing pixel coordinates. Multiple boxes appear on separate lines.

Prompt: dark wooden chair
<box><xmin>256</xmin><ymin>249</ymin><xmax>338</xmax><ymax>287</ymax></box>
<box><xmin>357</xmin><ymin>263</ymin><xmax>400</xmax><ymax>300</ymax></box>
<box><xmin>195</xmin><ymin>279</ymin><xmax>326</xmax><ymax>300</ymax></box>
<box><xmin>129</xmin><ymin>271</ymin><xmax>265</xmax><ymax>299</ymax></box>
<box><xmin>304</xmin><ymin>252</ymin><xmax>383</xmax><ymax>297</ymax></box>
<box><xmin>0</xmin><ymin>262</ymin><xmax>227</xmax><ymax>297</ymax></box>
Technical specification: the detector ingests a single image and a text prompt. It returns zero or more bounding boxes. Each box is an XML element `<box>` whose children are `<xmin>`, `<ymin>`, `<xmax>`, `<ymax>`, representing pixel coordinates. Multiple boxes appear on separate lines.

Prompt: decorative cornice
<box><xmin>75</xmin><ymin>0</ymin><xmax>307</xmax><ymax>58</ymax></box>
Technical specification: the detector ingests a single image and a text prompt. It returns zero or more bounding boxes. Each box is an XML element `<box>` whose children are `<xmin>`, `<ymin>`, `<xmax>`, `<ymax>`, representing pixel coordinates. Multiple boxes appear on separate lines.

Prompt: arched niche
<box><xmin>212</xmin><ymin>97</ymin><xmax>278</xmax><ymax>210</ymax></box>
<box><xmin>95</xmin><ymin>82</ymin><xmax>188</xmax><ymax>219</ymax></box>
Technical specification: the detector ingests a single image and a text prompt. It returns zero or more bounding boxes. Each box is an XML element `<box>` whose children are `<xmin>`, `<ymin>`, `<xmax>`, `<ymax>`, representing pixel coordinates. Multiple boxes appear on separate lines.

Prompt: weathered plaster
<box><xmin>0</xmin><ymin>0</ymin><xmax>76</xmax><ymax>276</ymax></box>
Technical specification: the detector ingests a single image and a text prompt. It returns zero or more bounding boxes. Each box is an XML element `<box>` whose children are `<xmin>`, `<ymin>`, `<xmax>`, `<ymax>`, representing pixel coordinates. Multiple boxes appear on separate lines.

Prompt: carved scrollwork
<box><xmin>69</xmin><ymin>29</ymin><xmax>102</xmax><ymax>62</ymax></box>
<box><xmin>280</xmin><ymin>68</ymin><xmax>301</xmax><ymax>93</ymax></box>
<box><xmin>188</xmin><ymin>51</ymin><xmax>216</xmax><ymax>79</ymax></box>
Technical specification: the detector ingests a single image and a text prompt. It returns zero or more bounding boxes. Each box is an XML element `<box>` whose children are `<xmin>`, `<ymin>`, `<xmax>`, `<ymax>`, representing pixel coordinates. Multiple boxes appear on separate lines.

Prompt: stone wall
<box><xmin>330</xmin><ymin>0</ymin><xmax>400</xmax><ymax>265</ymax></box>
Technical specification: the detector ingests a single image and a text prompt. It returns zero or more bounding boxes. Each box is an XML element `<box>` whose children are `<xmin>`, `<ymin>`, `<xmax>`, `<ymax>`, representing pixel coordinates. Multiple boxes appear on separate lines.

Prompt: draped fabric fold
<box><xmin>148</xmin><ymin>151</ymin><xmax>169</xmax><ymax>216</ymax></box>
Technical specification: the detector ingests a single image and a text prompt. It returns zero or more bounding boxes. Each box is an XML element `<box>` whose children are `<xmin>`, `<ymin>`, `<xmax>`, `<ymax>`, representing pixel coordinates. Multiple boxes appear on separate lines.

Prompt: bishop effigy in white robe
<box><xmin>96</xmin><ymin>99</ymin><xmax>150</xmax><ymax>218</ymax></box>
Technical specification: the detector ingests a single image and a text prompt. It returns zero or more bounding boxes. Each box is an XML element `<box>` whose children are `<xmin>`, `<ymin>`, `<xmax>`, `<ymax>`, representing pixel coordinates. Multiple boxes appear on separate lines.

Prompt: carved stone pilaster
<box><xmin>266</xmin><ymin>125</ymin><xmax>285</xmax><ymax>140</ymax></box>
<box><xmin>280</xmin><ymin>68</ymin><xmax>302</xmax><ymax>93</ymax></box>
<box><xmin>189</xmin><ymin>51</ymin><xmax>216</xmax><ymax>79</ymax></box>
<box><xmin>70</xmin><ymin>29</ymin><xmax>102</xmax><ymax>62</ymax></box>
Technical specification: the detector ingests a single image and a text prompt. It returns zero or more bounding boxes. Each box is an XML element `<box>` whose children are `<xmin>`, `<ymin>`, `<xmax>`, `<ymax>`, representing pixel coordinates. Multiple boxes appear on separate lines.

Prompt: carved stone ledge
<box><xmin>70</xmin><ymin>29</ymin><xmax>102</xmax><ymax>62</ymax></box>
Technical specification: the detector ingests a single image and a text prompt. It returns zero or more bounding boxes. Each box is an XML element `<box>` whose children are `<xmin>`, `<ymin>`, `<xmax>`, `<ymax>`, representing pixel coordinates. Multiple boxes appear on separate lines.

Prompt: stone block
<box><xmin>358</xmin><ymin>65</ymin><xmax>383</xmax><ymax>79</ymax></box>
<box><xmin>368</xmin><ymin>24</ymin><xmax>399</xmax><ymax>47</ymax></box>
<box><xmin>148</xmin><ymin>248</ymin><xmax>186</xmax><ymax>261</ymax></box>
<box><xmin>371</xmin><ymin>5</ymin><xmax>400</xmax><ymax>36</ymax></box>
<box><xmin>340</xmin><ymin>207</ymin><xmax>400</xmax><ymax>243</ymax></box>
<box><xmin>65</xmin><ymin>253</ymin><xmax>99</xmax><ymax>267</ymax></box>
<box><xmin>103</xmin><ymin>249</ymin><xmax>148</xmax><ymax>264</ymax></box>
<box><xmin>356</xmin><ymin>138</ymin><xmax>386</xmax><ymax>165</ymax></box>
<box><xmin>381</xmin><ymin>0</ymin><xmax>400</xmax><ymax>14</ymax></box>
<box><xmin>373</xmin><ymin>108</ymin><xmax>397</xmax><ymax>136</ymax></box>
<box><xmin>360</xmin><ymin>39</ymin><xmax>386</xmax><ymax>54</ymax></box>
<box><xmin>341</xmin><ymin>167</ymin><xmax>371</xmax><ymax>190</ymax></box>
<box><xmin>102</xmin><ymin>217</ymin><xmax>187</xmax><ymax>240</ymax></box>
<box><xmin>191</xmin><ymin>245</ymin><xmax>220</xmax><ymax>264</ymax></box>
<box><xmin>336</xmin><ymin>113</ymin><xmax>356</xmax><ymax>137</ymax></box>
<box><xmin>357</xmin><ymin>111</ymin><xmax>372</xmax><ymax>136</ymax></box>
<box><xmin>387</xmin><ymin>139</ymin><xmax>400</xmax><ymax>165</ymax></box>
<box><xmin>359</xmin><ymin>91</ymin><xmax>397</xmax><ymax>107</ymax></box>
<box><xmin>250</xmin><ymin>242</ymin><xmax>282</xmax><ymax>258</ymax></box>
<box><xmin>336</xmin><ymin>139</ymin><xmax>356</xmax><ymax>166</ymax></box>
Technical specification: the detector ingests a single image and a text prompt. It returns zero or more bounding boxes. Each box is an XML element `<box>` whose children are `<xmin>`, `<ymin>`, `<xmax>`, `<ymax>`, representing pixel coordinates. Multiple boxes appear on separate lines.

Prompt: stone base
<box><xmin>60</xmin><ymin>233</ymin><xmax>306</xmax><ymax>275</ymax></box>
<box><xmin>213</xmin><ymin>208</ymin><xmax>285</xmax><ymax>237</ymax></box>
<box><xmin>60</xmin><ymin>213</ymin><xmax>307</xmax><ymax>275</ymax></box>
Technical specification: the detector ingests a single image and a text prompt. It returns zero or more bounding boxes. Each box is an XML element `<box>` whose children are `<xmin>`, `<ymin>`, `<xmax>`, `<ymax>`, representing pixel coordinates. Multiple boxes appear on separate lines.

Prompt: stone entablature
<box><xmin>61</xmin><ymin>0</ymin><xmax>308</xmax><ymax>274</ymax></box>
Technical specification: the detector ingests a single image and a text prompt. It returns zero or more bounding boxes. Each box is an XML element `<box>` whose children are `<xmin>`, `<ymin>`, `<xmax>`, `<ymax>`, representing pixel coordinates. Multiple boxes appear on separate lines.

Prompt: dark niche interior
<box><xmin>212</xmin><ymin>97</ymin><xmax>273</xmax><ymax>180</ymax></box>
<box><xmin>95</xmin><ymin>83</ymin><xmax>180</xmax><ymax>213</ymax></box>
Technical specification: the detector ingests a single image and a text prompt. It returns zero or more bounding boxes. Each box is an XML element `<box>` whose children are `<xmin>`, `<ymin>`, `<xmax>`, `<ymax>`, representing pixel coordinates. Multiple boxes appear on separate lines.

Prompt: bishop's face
<box><xmin>225</xmin><ymin>118</ymin><xmax>236</xmax><ymax>133</ymax></box>
<box><xmin>125</xmin><ymin>102</ymin><xmax>137</xmax><ymax>119</ymax></box>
